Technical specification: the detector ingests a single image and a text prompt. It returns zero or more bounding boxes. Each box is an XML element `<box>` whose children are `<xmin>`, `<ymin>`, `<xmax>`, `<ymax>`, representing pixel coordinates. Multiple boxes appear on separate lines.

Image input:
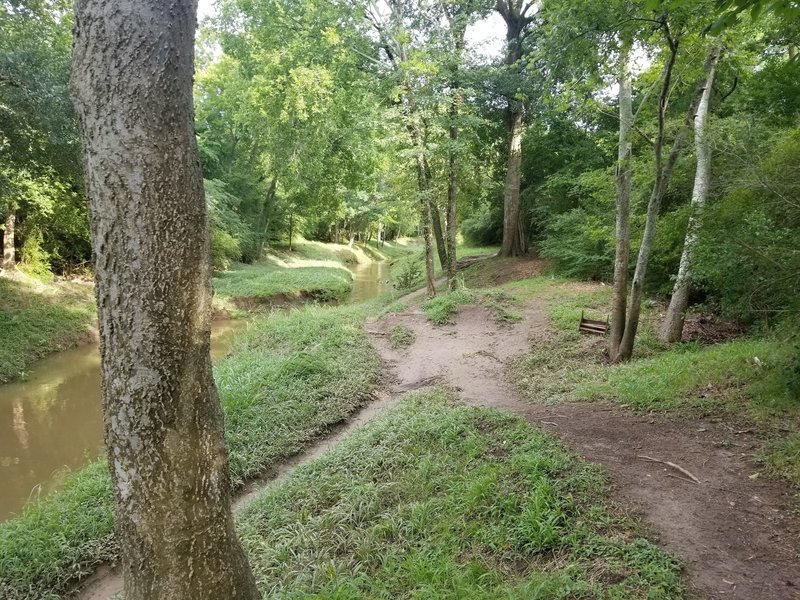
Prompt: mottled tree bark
<box><xmin>2</xmin><ymin>211</ymin><xmax>15</xmax><ymax>269</ymax></box>
<box><xmin>608</xmin><ymin>42</ymin><xmax>633</xmax><ymax>360</ymax></box>
<box><xmin>661</xmin><ymin>50</ymin><xmax>720</xmax><ymax>343</ymax></box>
<box><xmin>70</xmin><ymin>1</ymin><xmax>259</xmax><ymax>599</ymax></box>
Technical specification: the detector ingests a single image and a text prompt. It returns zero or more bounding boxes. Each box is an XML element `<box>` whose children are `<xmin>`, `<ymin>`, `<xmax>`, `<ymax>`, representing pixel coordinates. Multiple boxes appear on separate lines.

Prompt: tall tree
<box><xmin>660</xmin><ymin>44</ymin><xmax>722</xmax><ymax>342</ymax></box>
<box><xmin>496</xmin><ymin>0</ymin><xmax>536</xmax><ymax>257</ymax></box>
<box><xmin>608</xmin><ymin>38</ymin><xmax>634</xmax><ymax>359</ymax></box>
<box><xmin>615</xmin><ymin>38</ymin><xmax>724</xmax><ymax>361</ymax></box>
<box><xmin>70</xmin><ymin>1</ymin><xmax>259</xmax><ymax>598</ymax></box>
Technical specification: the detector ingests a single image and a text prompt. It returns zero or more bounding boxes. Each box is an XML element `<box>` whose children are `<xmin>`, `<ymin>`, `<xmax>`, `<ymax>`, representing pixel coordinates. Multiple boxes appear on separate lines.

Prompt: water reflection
<box><xmin>347</xmin><ymin>260</ymin><xmax>391</xmax><ymax>303</ymax></box>
<box><xmin>0</xmin><ymin>263</ymin><xmax>391</xmax><ymax>521</ymax></box>
<box><xmin>0</xmin><ymin>320</ymin><xmax>247</xmax><ymax>521</ymax></box>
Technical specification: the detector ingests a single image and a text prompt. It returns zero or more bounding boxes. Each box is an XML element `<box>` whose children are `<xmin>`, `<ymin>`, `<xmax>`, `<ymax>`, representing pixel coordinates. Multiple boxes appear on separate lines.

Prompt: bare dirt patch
<box><xmin>463</xmin><ymin>255</ymin><xmax>551</xmax><ymax>287</ymax></box>
<box><xmin>367</xmin><ymin>296</ymin><xmax>800</xmax><ymax>600</ymax></box>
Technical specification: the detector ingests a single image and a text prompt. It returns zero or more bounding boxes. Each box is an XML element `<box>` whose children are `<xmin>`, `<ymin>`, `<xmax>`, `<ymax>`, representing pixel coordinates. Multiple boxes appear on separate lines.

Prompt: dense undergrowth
<box><xmin>238</xmin><ymin>390</ymin><xmax>684</xmax><ymax>599</ymax></box>
<box><xmin>0</xmin><ymin>275</ymin><xmax>96</xmax><ymax>382</ymax></box>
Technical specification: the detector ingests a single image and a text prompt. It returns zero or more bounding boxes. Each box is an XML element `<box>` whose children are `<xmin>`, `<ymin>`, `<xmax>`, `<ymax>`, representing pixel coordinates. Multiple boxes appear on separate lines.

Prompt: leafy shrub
<box><xmin>210</xmin><ymin>227</ymin><xmax>241</xmax><ymax>273</ymax></box>
<box><xmin>461</xmin><ymin>201</ymin><xmax>502</xmax><ymax>246</ymax></box>
<box><xmin>18</xmin><ymin>230</ymin><xmax>54</xmax><ymax>281</ymax></box>
<box><xmin>392</xmin><ymin>254</ymin><xmax>424</xmax><ymax>290</ymax></box>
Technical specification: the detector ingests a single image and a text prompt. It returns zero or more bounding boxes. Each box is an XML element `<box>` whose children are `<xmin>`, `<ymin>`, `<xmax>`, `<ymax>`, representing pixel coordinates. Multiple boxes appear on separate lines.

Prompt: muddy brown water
<box><xmin>0</xmin><ymin>319</ymin><xmax>247</xmax><ymax>521</ymax></box>
<box><xmin>0</xmin><ymin>261</ymin><xmax>390</xmax><ymax>522</ymax></box>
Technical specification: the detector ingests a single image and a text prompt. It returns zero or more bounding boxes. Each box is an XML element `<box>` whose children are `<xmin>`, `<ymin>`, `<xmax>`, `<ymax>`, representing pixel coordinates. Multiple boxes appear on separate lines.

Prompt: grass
<box><xmin>389</xmin><ymin>243</ymin><xmax>499</xmax><ymax>292</ymax></box>
<box><xmin>422</xmin><ymin>288</ymin><xmax>475</xmax><ymax>325</ymax></box>
<box><xmin>503</xmin><ymin>274</ymin><xmax>800</xmax><ymax>489</ymax></box>
<box><xmin>477</xmin><ymin>289</ymin><xmax>524</xmax><ymax>324</ymax></box>
<box><xmin>213</xmin><ymin>240</ymin><xmax>356</xmax><ymax>307</ymax></box>
<box><xmin>237</xmin><ymin>390</ymin><xmax>685</xmax><ymax>599</ymax></box>
<box><xmin>0</xmin><ymin>275</ymin><xmax>96</xmax><ymax>382</ymax></box>
<box><xmin>0</xmin><ymin>301</ymin><xmax>384</xmax><ymax>599</ymax></box>
<box><xmin>213</xmin><ymin>238</ymin><xmax>422</xmax><ymax>309</ymax></box>
<box><xmin>388</xmin><ymin>324</ymin><xmax>415</xmax><ymax>349</ymax></box>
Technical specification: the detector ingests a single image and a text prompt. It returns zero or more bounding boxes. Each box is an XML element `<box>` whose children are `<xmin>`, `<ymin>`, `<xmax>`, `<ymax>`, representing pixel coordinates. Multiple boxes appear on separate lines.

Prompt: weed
<box><xmin>389</xmin><ymin>324</ymin><xmax>415</xmax><ymax>349</ymax></box>
<box><xmin>422</xmin><ymin>288</ymin><xmax>475</xmax><ymax>325</ymax></box>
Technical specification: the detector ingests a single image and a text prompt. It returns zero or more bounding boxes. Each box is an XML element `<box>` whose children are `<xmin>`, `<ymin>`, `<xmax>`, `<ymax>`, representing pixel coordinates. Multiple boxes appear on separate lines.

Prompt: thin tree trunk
<box><xmin>617</xmin><ymin>42</ymin><xmax>722</xmax><ymax>360</ymax></box>
<box><xmin>445</xmin><ymin>18</ymin><xmax>466</xmax><ymax>290</ymax></box>
<box><xmin>415</xmin><ymin>146</ymin><xmax>437</xmax><ymax>297</ymax></box>
<box><xmin>500</xmin><ymin>105</ymin><xmax>526</xmax><ymax>257</ymax></box>
<box><xmin>2</xmin><ymin>210</ymin><xmax>15</xmax><ymax>269</ymax></box>
<box><xmin>431</xmin><ymin>203</ymin><xmax>448</xmax><ymax>270</ymax></box>
<box><xmin>661</xmin><ymin>50</ymin><xmax>719</xmax><ymax>342</ymax></box>
<box><xmin>609</xmin><ymin>42</ymin><xmax>633</xmax><ymax>360</ymax></box>
<box><xmin>70</xmin><ymin>2</ymin><xmax>259</xmax><ymax>598</ymax></box>
<box><xmin>446</xmin><ymin>104</ymin><xmax>459</xmax><ymax>289</ymax></box>
<box><xmin>256</xmin><ymin>176</ymin><xmax>278</xmax><ymax>257</ymax></box>
<box><xmin>288</xmin><ymin>212</ymin><xmax>294</xmax><ymax>251</ymax></box>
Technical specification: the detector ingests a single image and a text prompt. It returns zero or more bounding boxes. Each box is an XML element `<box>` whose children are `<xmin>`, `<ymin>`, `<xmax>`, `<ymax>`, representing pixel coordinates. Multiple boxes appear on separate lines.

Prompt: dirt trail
<box><xmin>368</xmin><ymin>300</ymin><xmax>800</xmax><ymax>600</ymax></box>
<box><xmin>75</xmin><ymin>293</ymin><xmax>799</xmax><ymax>600</ymax></box>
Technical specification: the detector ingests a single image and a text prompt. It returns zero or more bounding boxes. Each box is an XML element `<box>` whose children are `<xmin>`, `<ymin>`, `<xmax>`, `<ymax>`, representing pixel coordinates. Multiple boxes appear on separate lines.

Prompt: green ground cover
<box><xmin>0</xmin><ymin>301</ymin><xmax>384</xmax><ymax>599</ymax></box>
<box><xmin>0</xmin><ymin>276</ymin><xmax>96</xmax><ymax>382</ymax></box>
<box><xmin>238</xmin><ymin>390</ymin><xmax>684</xmax><ymax>599</ymax></box>
<box><xmin>496</xmin><ymin>274</ymin><xmax>800</xmax><ymax>489</ymax></box>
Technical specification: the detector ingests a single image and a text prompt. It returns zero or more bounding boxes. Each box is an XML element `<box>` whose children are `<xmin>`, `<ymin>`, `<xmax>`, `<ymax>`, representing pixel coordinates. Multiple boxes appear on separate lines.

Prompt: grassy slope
<box><xmin>496</xmin><ymin>275</ymin><xmax>800</xmax><ymax>489</ymax></box>
<box><xmin>212</xmin><ymin>239</ymin><xmax>422</xmax><ymax>309</ymax></box>
<box><xmin>0</xmin><ymin>301</ymin><xmax>384</xmax><ymax>599</ymax></box>
<box><xmin>0</xmin><ymin>276</ymin><xmax>96</xmax><ymax>382</ymax></box>
<box><xmin>213</xmin><ymin>241</ymin><xmax>357</xmax><ymax>306</ymax></box>
<box><xmin>239</xmin><ymin>390</ymin><xmax>684</xmax><ymax>599</ymax></box>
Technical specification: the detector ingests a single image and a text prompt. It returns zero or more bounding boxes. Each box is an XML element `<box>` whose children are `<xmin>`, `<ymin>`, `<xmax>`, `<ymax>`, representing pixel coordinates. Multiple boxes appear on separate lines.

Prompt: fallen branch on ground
<box><xmin>637</xmin><ymin>454</ymin><xmax>701</xmax><ymax>484</ymax></box>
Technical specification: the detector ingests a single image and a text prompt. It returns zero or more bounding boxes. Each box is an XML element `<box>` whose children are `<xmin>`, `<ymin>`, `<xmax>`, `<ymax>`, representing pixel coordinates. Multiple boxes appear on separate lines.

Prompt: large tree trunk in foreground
<box><xmin>70</xmin><ymin>2</ymin><xmax>259</xmax><ymax>599</ymax></box>
<box><xmin>661</xmin><ymin>51</ymin><xmax>719</xmax><ymax>343</ymax></box>
<box><xmin>2</xmin><ymin>211</ymin><xmax>15</xmax><ymax>270</ymax></box>
<box><xmin>616</xmin><ymin>42</ymin><xmax>721</xmax><ymax>361</ymax></box>
<box><xmin>608</xmin><ymin>42</ymin><xmax>633</xmax><ymax>359</ymax></box>
<box><xmin>500</xmin><ymin>106</ymin><xmax>527</xmax><ymax>257</ymax></box>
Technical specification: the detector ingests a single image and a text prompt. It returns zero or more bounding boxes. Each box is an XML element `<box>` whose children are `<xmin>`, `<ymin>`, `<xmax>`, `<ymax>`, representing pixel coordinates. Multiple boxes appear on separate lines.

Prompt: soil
<box><xmin>366</xmin><ymin>298</ymin><xmax>800</xmax><ymax>600</ymax></box>
<box><xmin>74</xmin><ymin>288</ymin><xmax>800</xmax><ymax>600</ymax></box>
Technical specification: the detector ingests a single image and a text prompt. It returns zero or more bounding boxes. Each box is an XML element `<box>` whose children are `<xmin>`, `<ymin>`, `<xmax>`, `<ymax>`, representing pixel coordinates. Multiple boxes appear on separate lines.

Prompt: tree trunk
<box><xmin>256</xmin><ymin>176</ymin><xmax>278</xmax><ymax>258</ymax></box>
<box><xmin>431</xmin><ymin>202</ymin><xmax>449</xmax><ymax>271</ymax></box>
<box><xmin>2</xmin><ymin>210</ymin><xmax>15</xmax><ymax>270</ymax></box>
<box><xmin>446</xmin><ymin>107</ymin><xmax>458</xmax><ymax>289</ymax></box>
<box><xmin>421</xmin><ymin>148</ymin><xmax>448</xmax><ymax>270</ymax></box>
<box><xmin>617</xmin><ymin>43</ymin><xmax>722</xmax><ymax>361</ymax></box>
<box><xmin>288</xmin><ymin>212</ymin><xmax>294</xmax><ymax>251</ymax></box>
<box><xmin>445</xmin><ymin>17</ymin><xmax>466</xmax><ymax>290</ymax></box>
<box><xmin>497</xmin><ymin>1</ymin><xmax>532</xmax><ymax>258</ymax></box>
<box><xmin>415</xmin><ymin>147</ymin><xmax>437</xmax><ymax>297</ymax></box>
<box><xmin>70</xmin><ymin>2</ymin><xmax>259</xmax><ymax>599</ymax></box>
<box><xmin>608</xmin><ymin>42</ymin><xmax>633</xmax><ymax>359</ymax></box>
<box><xmin>661</xmin><ymin>51</ymin><xmax>719</xmax><ymax>343</ymax></box>
<box><xmin>499</xmin><ymin>105</ymin><xmax>527</xmax><ymax>257</ymax></box>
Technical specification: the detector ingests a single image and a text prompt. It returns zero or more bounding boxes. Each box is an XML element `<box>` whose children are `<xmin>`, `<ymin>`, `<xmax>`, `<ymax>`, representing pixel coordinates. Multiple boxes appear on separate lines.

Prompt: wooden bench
<box><xmin>579</xmin><ymin>311</ymin><xmax>609</xmax><ymax>335</ymax></box>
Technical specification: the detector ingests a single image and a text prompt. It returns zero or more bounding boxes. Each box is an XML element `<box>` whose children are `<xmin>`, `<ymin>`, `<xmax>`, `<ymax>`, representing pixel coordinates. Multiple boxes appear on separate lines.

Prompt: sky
<box><xmin>196</xmin><ymin>0</ymin><xmax>506</xmax><ymax>61</ymax></box>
